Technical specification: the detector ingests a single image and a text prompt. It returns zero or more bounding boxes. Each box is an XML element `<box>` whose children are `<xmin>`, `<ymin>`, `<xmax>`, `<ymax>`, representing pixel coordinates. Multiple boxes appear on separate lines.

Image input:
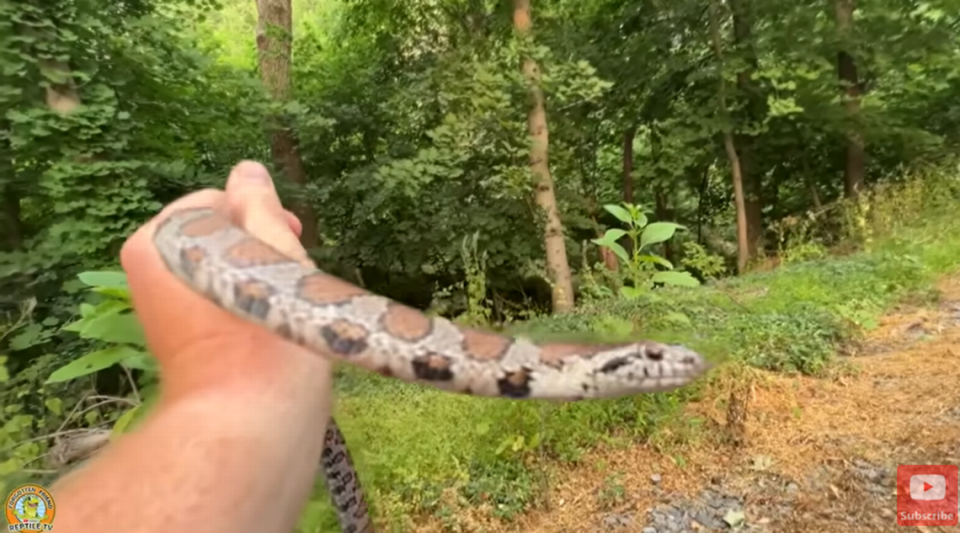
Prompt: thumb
<box><xmin>225</xmin><ymin>161</ymin><xmax>311</xmax><ymax>265</ymax></box>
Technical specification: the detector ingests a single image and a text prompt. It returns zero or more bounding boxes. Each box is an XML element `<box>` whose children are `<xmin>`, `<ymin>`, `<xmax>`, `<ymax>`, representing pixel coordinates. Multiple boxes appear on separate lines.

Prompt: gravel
<box><xmin>593</xmin><ymin>458</ymin><xmax>900</xmax><ymax>532</ymax></box>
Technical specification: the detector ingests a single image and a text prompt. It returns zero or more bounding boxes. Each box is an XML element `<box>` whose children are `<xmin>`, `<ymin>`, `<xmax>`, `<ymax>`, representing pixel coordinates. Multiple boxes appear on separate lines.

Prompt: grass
<box><xmin>2</xmin><ymin>165</ymin><xmax>957</xmax><ymax>532</ymax></box>
<box><xmin>303</xmin><ymin>167</ymin><xmax>960</xmax><ymax>532</ymax></box>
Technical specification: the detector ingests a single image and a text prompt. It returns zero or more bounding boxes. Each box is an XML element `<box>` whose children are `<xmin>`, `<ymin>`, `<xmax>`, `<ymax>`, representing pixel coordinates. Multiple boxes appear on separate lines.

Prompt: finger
<box><xmin>284</xmin><ymin>209</ymin><xmax>303</xmax><ymax>238</ymax></box>
<box><xmin>224</xmin><ymin>161</ymin><xmax>311</xmax><ymax>265</ymax></box>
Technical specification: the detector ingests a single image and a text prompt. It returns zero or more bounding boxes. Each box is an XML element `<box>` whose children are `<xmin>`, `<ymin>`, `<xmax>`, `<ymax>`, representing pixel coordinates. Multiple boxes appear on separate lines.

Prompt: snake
<box><xmin>152</xmin><ymin>206</ymin><xmax>711</xmax><ymax>533</ymax></box>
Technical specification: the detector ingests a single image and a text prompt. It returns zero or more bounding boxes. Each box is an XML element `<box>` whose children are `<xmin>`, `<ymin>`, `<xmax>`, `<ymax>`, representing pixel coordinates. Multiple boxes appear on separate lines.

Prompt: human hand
<box><xmin>55</xmin><ymin>161</ymin><xmax>334</xmax><ymax>533</ymax></box>
<box><xmin>120</xmin><ymin>160</ymin><xmax>330</xmax><ymax>396</ymax></box>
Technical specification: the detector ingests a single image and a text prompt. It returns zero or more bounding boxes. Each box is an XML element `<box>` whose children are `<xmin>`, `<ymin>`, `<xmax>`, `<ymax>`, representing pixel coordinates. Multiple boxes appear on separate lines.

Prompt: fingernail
<box><xmin>232</xmin><ymin>161</ymin><xmax>272</xmax><ymax>185</ymax></box>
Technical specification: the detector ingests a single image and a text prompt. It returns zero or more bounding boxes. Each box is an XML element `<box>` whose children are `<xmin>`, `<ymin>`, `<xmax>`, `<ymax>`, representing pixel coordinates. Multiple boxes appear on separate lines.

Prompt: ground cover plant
<box><xmin>3</xmin><ymin>0</ymin><xmax>960</xmax><ymax>531</ymax></box>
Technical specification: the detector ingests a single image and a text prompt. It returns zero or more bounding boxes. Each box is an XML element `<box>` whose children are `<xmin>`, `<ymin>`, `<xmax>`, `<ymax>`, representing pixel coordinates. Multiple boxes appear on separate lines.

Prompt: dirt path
<box><xmin>490</xmin><ymin>276</ymin><xmax>960</xmax><ymax>532</ymax></box>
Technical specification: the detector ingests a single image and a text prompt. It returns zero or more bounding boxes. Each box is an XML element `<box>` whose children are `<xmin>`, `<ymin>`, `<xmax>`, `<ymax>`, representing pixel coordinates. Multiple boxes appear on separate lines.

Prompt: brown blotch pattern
<box><xmin>179</xmin><ymin>213</ymin><xmax>232</xmax><ymax>237</ymax></box>
<box><xmin>380</xmin><ymin>303</ymin><xmax>433</xmax><ymax>342</ymax></box>
<box><xmin>320</xmin><ymin>319</ymin><xmax>370</xmax><ymax>356</ymax></box>
<box><xmin>225</xmin><ymin>238</ymin><xmax>295</xmax><ymax>268</ymax></box>
<box><xmin>460</xmin><ymin>328</ymin><xmax>513</xmax><ymax>361</ymax></box>
<box><xmin>232</xmin><ymin>279</ymin><xmax>276</xmax><ymax>319</ymax></box>
<box><xmin>275</xmin><ymin>322</ymin><xmax>296</xmax><ymax>343</ymax></box>
<box><xmin>497</xmin><ymin>369</ymin><xmax>533</xmax><ymax>398</ymax></box>
<box><xmin>297</xmin><ymin>272</ymin><xmax>369</xmax><ymax>306</ymax></box>
<box><xmin>179</xmin><ymin>246</ymin><xmax>207</xmax><ymax>274</ymax></box>
<box><xmin>411</xmin><ymin>354</ymin><xmax>455</xmax><ymax>381</ymax></box>
<box><xmin>539</xmin><ymin>343</ymin><xmax>612</xmax><ymax>365</ymax></box>
<box><xmin>645</xmin><ymin>346</ymin><xmax>665</xmax><ymax>361</ymax></box>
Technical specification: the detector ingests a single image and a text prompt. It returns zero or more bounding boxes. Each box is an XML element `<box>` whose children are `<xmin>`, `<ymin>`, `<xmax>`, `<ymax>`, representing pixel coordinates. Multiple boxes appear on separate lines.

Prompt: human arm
<box><xmin>51</xmin><ymin>162</ymin><xmax>332</xmax><ymax>533</ymax></box>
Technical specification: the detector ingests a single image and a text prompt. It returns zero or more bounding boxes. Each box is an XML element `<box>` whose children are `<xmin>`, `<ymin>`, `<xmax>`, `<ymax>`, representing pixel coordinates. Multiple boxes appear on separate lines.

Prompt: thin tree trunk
<box><xmin>23</xmin><ymin>25</ymin><xmax>82</xmax><ymax>115</ymax></box>
<box><xmin>622</xmin><ymin>127</ymin><xmax>635</xmax><ymax>205</ymax></box>
<box><xmin>801</xmin><ymin>152</ymin><xmax>823</xmax><ymax>209</ymax></box>
<box><xmin>512</xmin><ymin>0</ymin><xmax>575</xmax><ymax>313</ymax></box>
<box><xmin>255</xmin><ymin>0</ymin><xmax>320</xmax><ymax>247</ymax></box>
<box><xmin>618</xmin><ymin>125</ymin><xmax>637</xmax><ymax>259</ymax></box>
<box><xmin>595</xmin><ymin>225</ymin><xmax>620</xmax><ymax>272</ymax></box>
<box><xmin>654</xmin><ymin>187</ymin><xmax>675</xmax><ymax>264</ymax></box>
<box><xmin>649</xmin><ymin>125</ymin><xmax>673</xmax><ymax>263</ymax></box>
<box><xmin>710</xmin><ymin>0</ymin><xmax>750</xmax><ymax>274</ymax></box>
<box><xmin>730</xmin><ymin>0</ymin><xmax>764</xmax><ymax>257</ymax></box>
<box><xmin>0</xmin><ymin>183</ymin><xmax>22</xmax><ymax>251</ymax></box>
<box><xmin>810</xmin><ymin>185</ymin><xmax>822</xmax><ymax>209</ymax></box>
<box><xmin>18</xmin><ymin>37</ymin><xmax>82</xmax><ymax>250</ymax></box>
<box><xmin>834</xmin><ymin>0</ymin><xmax>865</xmax><ymax>198</ymax></box>
<box><xmin>42</xmin><ymin>60</ymin><xmax>81</xmax><ymax>114</ymax></box>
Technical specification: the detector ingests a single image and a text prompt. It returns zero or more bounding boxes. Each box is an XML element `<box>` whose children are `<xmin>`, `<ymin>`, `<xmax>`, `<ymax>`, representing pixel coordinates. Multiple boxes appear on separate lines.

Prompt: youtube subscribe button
<box><xmin>897</xmin><ymin>465</ymin><xmax>958</xmax><ymax>526</ymax></box>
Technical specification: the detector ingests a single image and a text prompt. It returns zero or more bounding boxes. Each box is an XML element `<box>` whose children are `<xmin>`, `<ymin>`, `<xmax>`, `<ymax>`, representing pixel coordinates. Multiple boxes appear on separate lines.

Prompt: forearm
<box><xmin>52</xmin><ymin>353</ymin><xmax>333</xmax><ymax>533</ymax></box>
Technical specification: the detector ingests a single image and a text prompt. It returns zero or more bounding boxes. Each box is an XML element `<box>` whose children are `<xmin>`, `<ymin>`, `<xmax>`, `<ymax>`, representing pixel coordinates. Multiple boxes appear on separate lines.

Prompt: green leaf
<box><xmin>65</xmin><ymin>300</ymin><xmax>131</xmax><ymax>334</ymax></box>
<box><xmin>0</xmin><ymin>459</ymin><xmax>21</xmax><ymax>477</ymax></box>
<box><xmin>78</xmin><ymin>271</ymin><xmax>129</xmax><ymax>289</ymax></box>
<box><xmin>640</xmin><ymin>222</ymin><xmax>684</xmax><ymax>249</ymax></box>
<box><xmin>120</xmin><ymin>351</ymin><xmax>157</xmax><ymax>371</ymax></box>
<box><xmin>651</xmin><ymin>271</ymin><xmax>700</xmax><ymax>287</ymax></box>
<box><xmin>44</xmin><ymin>398</ymin><xmax>63</xmax><ymax>416</ymax></box>
<box><xmin>8</xmin><ymin>324</ymin><xmax>45</xmax><ymax>351</ymax></box>
<box><xmin>635</xmin><ymin>212</ymin><xmax>648</xmax><ymax>228</ymax></box>
<box><xmin>45</xmin><ymin>345</ymin><xmax>144</xmax><ymax>384</ymax></box>
<box><xmin>91</xmin><ymin>287</ymin><xmax>132</xmax><ymax>299</ymax></box>
<box><xmin>603</xmin><ymin>204</ymin><xmax>632</xmax><ymax>224</ymax></box>
<box><xmin>111</xmin><ymin>405</ymin><xmax>140</xmax><ymax>437</ymax></box>
<box><xmin>604</xmin><ymin>242</ymin><xmax>630</xmax><ymax>263</ymax></box>
<box><xmin>619</xmin><ymin>286</ymin><xmax>644</xmax><ymax>299</ymax></box>
<box><xmin>600</xmin><ymin>228</ymin><xmax>627</xmax><ymax>242</ymax></box>
<box><xmin>76</xmin><ymin>313</ymin><xmax>146</xmax><ymax>346</ymax></box>
<box><xmin>637</xmin><ymin>254</ymin><xmax>674</xmax><ymax>269</ymax></box>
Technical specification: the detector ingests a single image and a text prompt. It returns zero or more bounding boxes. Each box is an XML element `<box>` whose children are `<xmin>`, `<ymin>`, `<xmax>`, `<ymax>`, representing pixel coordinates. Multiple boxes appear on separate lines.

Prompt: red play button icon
<box><xmin>924</xmin><ymin>482</ymin><xmax>935</xmax><ymax>492</ymax></box>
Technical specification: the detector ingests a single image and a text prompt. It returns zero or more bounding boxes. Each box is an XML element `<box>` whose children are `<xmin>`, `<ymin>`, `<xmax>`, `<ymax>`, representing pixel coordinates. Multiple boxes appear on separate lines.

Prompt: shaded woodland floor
<box><xmin>420</xmin><ymin>274</ymin><xmax>960</xmax><ymax>533</ymax></box>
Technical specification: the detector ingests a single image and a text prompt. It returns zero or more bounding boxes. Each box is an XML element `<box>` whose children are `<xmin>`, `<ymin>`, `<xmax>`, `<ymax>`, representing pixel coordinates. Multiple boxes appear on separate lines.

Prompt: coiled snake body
<box><xmin>153</xmin><ymin>207</ymin><xmax>710</xmax><ymax>533</ymax></box>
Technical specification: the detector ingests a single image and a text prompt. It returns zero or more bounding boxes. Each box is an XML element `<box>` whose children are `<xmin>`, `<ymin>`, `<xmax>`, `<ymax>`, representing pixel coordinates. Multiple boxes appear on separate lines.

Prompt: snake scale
<box><xmin>153</xmin><ymin>206</ymin><xmax>711</xmax><ymax>533</ymax></box>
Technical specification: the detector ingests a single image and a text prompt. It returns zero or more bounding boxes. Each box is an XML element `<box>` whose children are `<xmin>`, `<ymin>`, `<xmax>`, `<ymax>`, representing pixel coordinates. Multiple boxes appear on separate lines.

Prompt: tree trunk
<box><xmin>649</xmin><ymin>126</ymin><xmax>674</xmax><ymax>263</ymax></box>
<box><xmin>0</xmin><ymin>184</ymin><xmax>22</xmax><ymax>251</ymax></box>
<box><xmin>595</xmin><ymin>225</ymin><xmax>620</xmax><ymax>272</ymax></box>
<box><xmin>730</xmin><ymin>0</ymin><xmax>764</xmax><ymax>257</ymax></box>
<box><xmin>622</xmin><ymin>127</ymin><xmax>635</xmax><ymax>205</ymax></box>
<box><xmin>834</xmin><ymin>0</ymin><xmax>865</xmax><ymax>199</ymax></box>
<box><xmin>618</xmin><ymin>125</ymin><xmax>637</xmax><ymax>259</ymax></box>
<box><xmin>42</xmin><ymin>60</ymin><xmax>81</xmax><ymax>115</ymax></box>
<box><xmin>23</xmin><ymin>25</ymin><xmax>82</xmax><ymax>115</ymax></box>
<box><xmin>18</xmin><ymin>39</ymin><xmax>82</xmax><ymax>250</ymax></box>
<box><xmin>255</xmin><ymin>0</ymin><xmax>320</xmax><ymax>247</ymax></box>
<box><xmin>710</xmin><ymin>0</ymin><xmax>750</xmax><ymax>274</ymax></box>
<box><xmin>512</xmin><ymin>0</ymin><xmax>575</xmax><ymax>313</ymax></box>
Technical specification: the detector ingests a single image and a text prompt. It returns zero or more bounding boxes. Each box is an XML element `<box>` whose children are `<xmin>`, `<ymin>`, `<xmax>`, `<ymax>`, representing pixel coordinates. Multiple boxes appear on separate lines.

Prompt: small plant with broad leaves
<box><xmin>591</xmin><ymin>203</ymin><xmax>700</xmax><ymax>299</ymax></box>
<box><xmin>46</xmin><ymin>271</ymin><xmax>160</xmax><ymax>438</ymax></box>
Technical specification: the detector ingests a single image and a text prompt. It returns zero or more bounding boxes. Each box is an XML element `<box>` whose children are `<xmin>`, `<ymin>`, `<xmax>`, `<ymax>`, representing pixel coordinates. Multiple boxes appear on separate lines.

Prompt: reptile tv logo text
<box><xmin>4</xmin><ymin>484</ymin><xmax>56</xmax><ymax>533</ymax></box>
<box><xmin>897</xmin><ymin>464</ymin><xmax>958</xmax><ymax>526</ymax></box>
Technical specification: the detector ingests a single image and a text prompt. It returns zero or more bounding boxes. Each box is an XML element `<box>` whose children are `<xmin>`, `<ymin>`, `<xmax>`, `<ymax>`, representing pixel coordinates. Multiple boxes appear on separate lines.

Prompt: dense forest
<box><xmin>3</xmin><ymin>0</ymin><xmax>960</xmax><ymax>531</ymax></box>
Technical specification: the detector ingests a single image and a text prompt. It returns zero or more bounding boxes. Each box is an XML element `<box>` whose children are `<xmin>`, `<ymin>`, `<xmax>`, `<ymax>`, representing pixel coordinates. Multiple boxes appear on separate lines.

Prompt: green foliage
<box><xmin>7</xmin><ymin>169</ymin><xmax>960</xmax><ymax>530</ymax></box>
<box><xmin>680</xmin><ymin>241</ymin><xmax>728</xmax><ymax>281</ymax></box>
<box><xmin>591</xmin><ymin>202</ymin><xmax>700</xmax><ymax>299</ymax></box>
<box><xmin>6</xmin><ymin>0</ymin><xmax>960</xmax><ymax>529</ymax></box>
